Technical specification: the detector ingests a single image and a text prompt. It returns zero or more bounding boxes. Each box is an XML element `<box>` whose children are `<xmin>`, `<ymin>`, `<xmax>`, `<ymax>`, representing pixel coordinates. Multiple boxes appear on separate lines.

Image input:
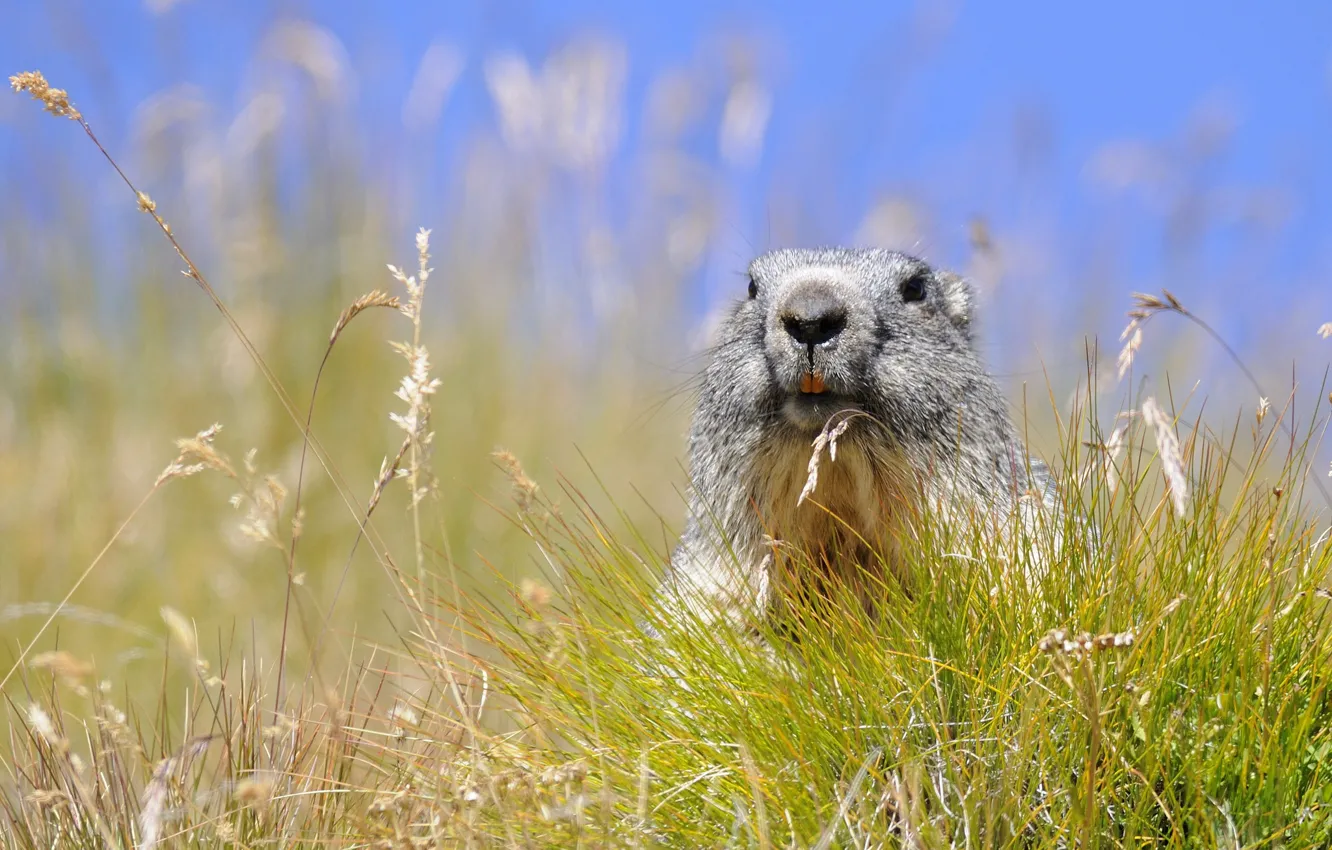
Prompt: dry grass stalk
<box><xmin>368</xmin><ymin>438</ymin><xmax>411</xmax><ymax>516</ymax></box>
<box><xmin>25</xmin><ymin>704</ymin><xmax>65</xmax><ymax>752</ymax></box>
<box><xmin>1083</xmin><ymin>411</ymin><xmax>1136</xmax><ymax>494</ymax></box>
<box><xmin>1116</xmin><ymin>320</ymin><xmax>1143</xmax><ymax>381</ymax></box>
<box><xmin>9</xmin><ymin>71</ymin><xmax>81</xmax><ymax>119</ymax></box>
<box><xmin>159</xmin><ymin>606</ymin><xmax>198</xmax><ymax>659</ymax></box>
<box><xmin>158</xmin><ymin>423</ymin><xmax>292</xmax><ymax>552</ymax></box>
<box><xmin>234</xmin><ymin>776</ymin><xmax>276</xmax><ymax>809</ymax></box>
<box><xmin>8</xmin><ymin>66</ymin><xmax>400</xmax><ymax>620</ymax></box>
<box><xmin>155</xmin><ymin>422</ymin><xmax>226</xmax><ymax>486</ymax></box>
<box><xmin>388</xmin><ymin>228</ymin><xmax>440</xmax><ymax>580</ymax></box>
<box><xmin>4</xmin><ymin>412</ymin><xmax>193</xmax><ymax>694</ymax></box>
<box><xmin>330</xmin><ymin>289</ymin><xmax>401</xmax><ymax>345</ymax></box>
<box><xmin>28</xmin><ymin>651</ymin><xmax>93</xmax><ymax>685</ymax></box>
<box><xmin>232</xmin><ymin>449</ymin><xmax>289</xmax><ymax>550</ymax></box>
<box><xmin>139</xmin><ymin>737</ymin><xmax>214</xmax><ymax>850</ymax></box>
<box><xmin>798</xmin><ymin>415</ymin><xmax>853</xmax><ymax>506</ymax></box>
<box><xmin>1114</xmin><ymin>289</ymin><xmax>1332</xmax><ymax>509</ymax></box>
<box><xmin>1140</xmin><ymin>396</ymin><xmax>1189</xmax><ymax>518</ymax></box>
<box><xmin>387</xmin><ymin>339</ymin><xmax>441</xmax><ymax>475</ymax></box>
<box><xmin>1116</xmin><ymin>290</ymin><xmax>1185</xmax><ymax>382</ymax></box>
<box><xmin>1102</xmin><ymin>416</ymin><xmax>1131</xmax><ymax>495</ymax></box>
<box><xmin>494</xmin><ymin>449</ymin><xmax>540</xmax><ymax>512</ymax></box>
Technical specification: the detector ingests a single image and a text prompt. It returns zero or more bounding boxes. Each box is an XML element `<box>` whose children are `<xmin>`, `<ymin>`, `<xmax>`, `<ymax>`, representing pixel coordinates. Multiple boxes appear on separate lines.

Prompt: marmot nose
<box><xmin>782</xmin><ymin>301</ymin><xmax>847</xmax><ymax>348</ymax></box>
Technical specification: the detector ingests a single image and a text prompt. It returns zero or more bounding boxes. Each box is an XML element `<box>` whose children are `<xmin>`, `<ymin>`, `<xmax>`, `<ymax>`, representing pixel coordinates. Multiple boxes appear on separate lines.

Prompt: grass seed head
<box><xmin>156</xmin><ymin>422</ymin><xmax>228</xmax><ymax>485</ymax></box>
<box><xmin>1141</xmin><ymin>396</ymin><xmax>1189</xmax><ymax>518</ymax></box>
<box><xmin>24</xmin><ymin>789</ymin><xmax>70</xmax><ymax>811</ymax></box>
<box><xmin>521</xmin><ymin>577</ymin><xmax>553</xmax><ymax>608</ymax></box>
<box><xmin>9</xmin><ymin>70</ymin><xmax>81</xmax><ymax>119</ymax></box>
<box><xmin>799</xmin><ymin>415</ymin><xmax>853</xmax><ymax>506</ymax></box>
<box><xmin>29</xmin><ymin>650</ymin><xmax>93</xmax><ymax>684</ymax></box>
<box><xmin>25</xmin><ymin>703</ymin><xmax>66</xmax><ymax>751</ymax></box>
<box><xmin>1101</xmin><ymin>418</ymin><xmax>1131</xmax><ymax>493</ymax></box>
<box><xmin>494</xmin><ymin>449</ymin><xmax>539</xmax><ymax>511</ymax></box>
<box><xmin>160</xmin><ymin>606</ymin><xmax>198</xmax><ymax>659</ymax></box>
<box><xmin>330</xmin><ymin>289</ymin><xmax>401</xmax><ymax>344</ymax></box>
<box><xmin>1116</xmin><ymin>320</ymin><xmax>1143</xmax><ymax>381</ymax></box>
<box><xmin>235</xmin><ymin>777</ymin><xmax>275</xmax><ymax>808</ymax></box>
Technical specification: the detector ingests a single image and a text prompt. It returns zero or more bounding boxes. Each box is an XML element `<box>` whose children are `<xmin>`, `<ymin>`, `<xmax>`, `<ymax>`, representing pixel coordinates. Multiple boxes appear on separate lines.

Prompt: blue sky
<box><xmin>4</xmin><ymin>1</ymin><xmax>1331</xmax><ymax>339</ymax></box>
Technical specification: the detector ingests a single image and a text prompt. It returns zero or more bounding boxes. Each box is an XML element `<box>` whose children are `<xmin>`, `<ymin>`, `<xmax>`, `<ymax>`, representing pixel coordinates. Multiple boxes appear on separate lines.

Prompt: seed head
<box><xmin>160</xmin><ymin>606</ymin><xmax>198</xmax><ymax>659</ymax></box>
<box><xmin>9</xmin><ymin>71</ymin><xmax>81</xmax><ymax>120</ymax></box>
<box><xmin>799</xmin><ymin>414</ymin><xmax>853</xmax><ymax>506</ymax></box>
<box><xmin>26</xmin><ymin>703</ymin><xmax>64</xmax><ymax>749</ymax></box>
<box><xmin>1141</xmin><ymin>396</ymin><xmax>1189</xmax><ymax>518</ymax></box>
<box><xmin>1116</xmin><ymin>320</ymin><xmax>1143</xmax><ymax>382</ymax></box>
<box><xmin>520</xmin><ymin>577</ymin><xmax>553</xmax><ymax>608</ymax></box>
<box><xmin>494</xmin><ymin>449</ymin><xmax>539</xmax><ymax>511</ymax></box>
<box><xmin>329</xmin><ymin>289</ymin><xmax>400</xmax><ymax>345</ymax></box>
<box><xmin>235</xmin><ymin>777</ymin><xmax>275</xmax><ymax>808</ymax></box>
<box><xmin>29</xmin><ymin>650</ymin><xmax>93</xmax><ymax>684</ymax></box>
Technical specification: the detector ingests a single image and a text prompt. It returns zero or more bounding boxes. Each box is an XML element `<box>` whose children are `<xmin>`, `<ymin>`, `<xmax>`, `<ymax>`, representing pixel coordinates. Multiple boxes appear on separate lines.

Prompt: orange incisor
<box><xmin>800</xmin><ymin>372</ymin><xmax>827</xmax><ymax>394</ymax></box>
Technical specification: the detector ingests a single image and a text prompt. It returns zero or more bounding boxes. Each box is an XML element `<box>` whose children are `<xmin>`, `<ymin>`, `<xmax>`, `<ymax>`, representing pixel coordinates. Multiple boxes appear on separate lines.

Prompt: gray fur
<box><xmin>665</xmin><ymin>248</ymin><xmax>1055</xmax><ymax>625</ymax></box>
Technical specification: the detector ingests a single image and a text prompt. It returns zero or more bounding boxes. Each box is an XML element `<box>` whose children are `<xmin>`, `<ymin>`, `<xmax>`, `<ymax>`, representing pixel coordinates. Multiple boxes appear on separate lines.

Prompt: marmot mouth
<box><xmin>798</xmin><ymin>371</ymin><xmax>828</xmax><ymax>394</ymax></box>
<box><xmin>782</xmin><ymin>387</ymin><xmax>860</xmax><ymax>432</ymax></box>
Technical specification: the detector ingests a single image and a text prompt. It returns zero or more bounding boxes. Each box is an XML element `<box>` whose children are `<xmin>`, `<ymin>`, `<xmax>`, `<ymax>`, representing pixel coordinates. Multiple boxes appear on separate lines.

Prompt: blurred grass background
<box><xmin>2</xmin><ymin>0</ymin><xmax>1330</xmax><ymax>700</ymax></box>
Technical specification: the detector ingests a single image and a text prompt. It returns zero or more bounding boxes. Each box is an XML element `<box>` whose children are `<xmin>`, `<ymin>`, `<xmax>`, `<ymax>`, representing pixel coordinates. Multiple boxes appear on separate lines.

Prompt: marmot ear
<box><xmin>934</xmin><ymin>270</ymin><xmax>976</xmax><ymax>343</ymax></box>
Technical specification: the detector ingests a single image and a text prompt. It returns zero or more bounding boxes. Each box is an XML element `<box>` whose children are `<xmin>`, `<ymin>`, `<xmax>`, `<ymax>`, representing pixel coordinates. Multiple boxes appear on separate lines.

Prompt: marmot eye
<box><xmin>747</xmin><ymin>277</ymin><xmax>758</xmax><ymax>299</ymax></box>
<box><xmin>900</xmin><ymin>273</ymin><xmax>927</xmax><ymax>303</ymax></box>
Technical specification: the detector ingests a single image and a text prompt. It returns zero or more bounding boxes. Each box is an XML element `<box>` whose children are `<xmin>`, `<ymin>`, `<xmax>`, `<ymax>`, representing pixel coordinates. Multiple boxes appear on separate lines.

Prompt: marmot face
<box><xmin>669</xmin><ymin>247</ymin><xmax>1048</xmax><ymax>626</ymax></box>
<box><xmin>732</xmin><ymin>248</ymin><xmax>981</xmax><ymax>443</ymax></box>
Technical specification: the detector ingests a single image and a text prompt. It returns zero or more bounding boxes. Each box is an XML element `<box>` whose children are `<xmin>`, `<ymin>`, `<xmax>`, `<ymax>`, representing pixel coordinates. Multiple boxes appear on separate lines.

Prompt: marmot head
<box><xmin>710</xmin><ymin>248</ymin><xmax>994</xmax><ymax>446</ymax></box>
<box><xmin>674</xmin><ymin>248</ymin><xmax>1040</xmax><ymax>623</ymax></box>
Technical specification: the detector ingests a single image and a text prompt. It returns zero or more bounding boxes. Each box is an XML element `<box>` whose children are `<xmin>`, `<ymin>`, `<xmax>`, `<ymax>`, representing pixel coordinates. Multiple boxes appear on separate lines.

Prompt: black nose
<box><xmin>782</xmin><ymin>304</ymin><xmax>847</xmax><ymax>348</ymax></box>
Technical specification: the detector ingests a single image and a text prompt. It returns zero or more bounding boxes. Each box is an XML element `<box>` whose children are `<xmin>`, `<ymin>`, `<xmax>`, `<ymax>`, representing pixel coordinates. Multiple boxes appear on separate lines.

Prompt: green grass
<box><xmin>453</xmin><ymin>401</ymin><xmax>1332</xmax><ymax>846</ymax></box>
<box><xmin>4</xmin><ymin>65</ymin><xmax>1332</xmax><ymax>848</ymax></box>
<box><xmin>5</xmin><ymin>375</ymin><xmax>1331</xmax><ymax>847</ymax></box>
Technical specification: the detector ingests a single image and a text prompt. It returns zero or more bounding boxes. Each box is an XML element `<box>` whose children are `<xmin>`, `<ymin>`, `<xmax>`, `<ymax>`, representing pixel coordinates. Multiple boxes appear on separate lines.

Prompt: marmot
<box><xmin>665</xmin><ymin>248</ymin><xmax>1056</xmax><ymax>626</ymax></box>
